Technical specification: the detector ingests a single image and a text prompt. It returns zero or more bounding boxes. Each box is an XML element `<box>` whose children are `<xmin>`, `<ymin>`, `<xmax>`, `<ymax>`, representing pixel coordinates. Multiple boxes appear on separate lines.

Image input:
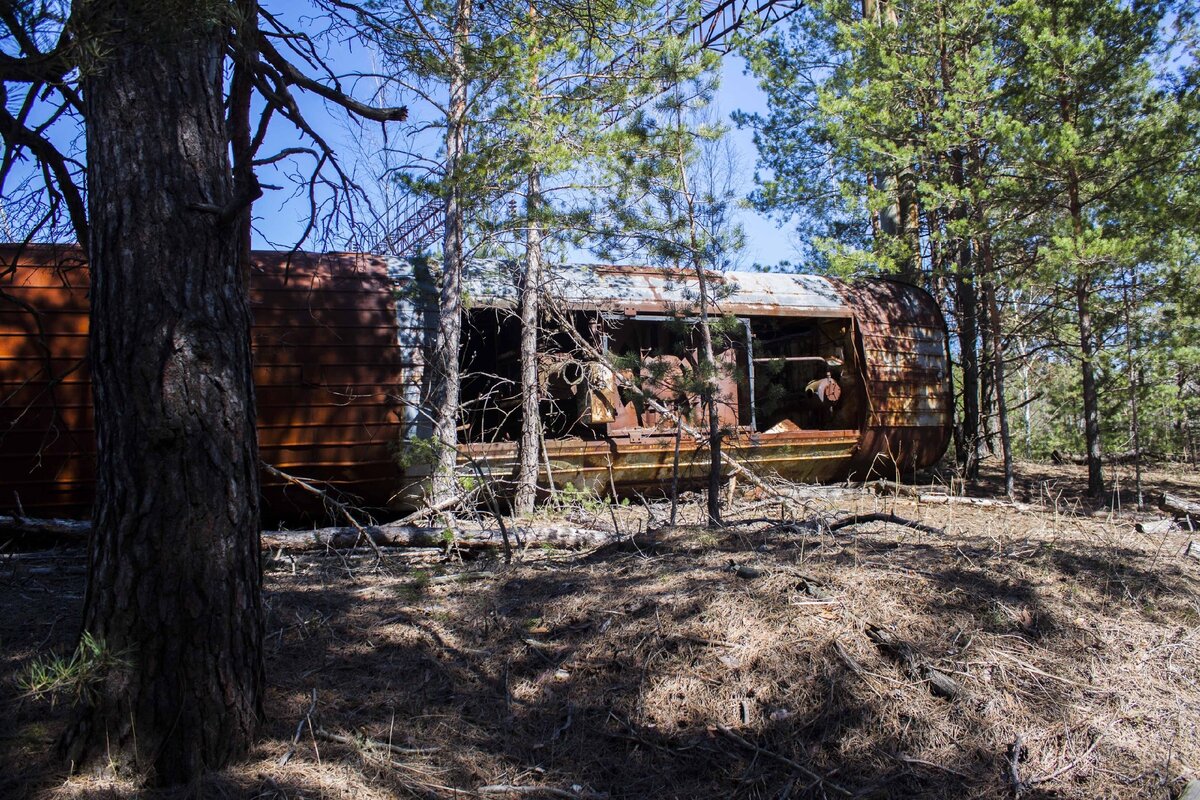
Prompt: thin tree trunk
<box><xmin>1076</xmin><ymin>273</ymin><xmax>1104</xmax><ymax>497</ymax></box>
<box><xmin>669</xmin><ymin>415</ymin><xmax>683</xmax><ymax>526</ymax></box>
<box><xmin>431</xmin><ymin>0</ymin><xmax>471</xmax><ymax>507</ymax></box>
<box><xmin>1066</xmin><ymin>162</ymin><xmax>1103</xmax><ymax>498</ymax></box>
<box><xmin>62</xmin><ymin>4</ymin><xmax>263</xmax><ymax>783</ymax></box>
<box><xmin>515</xmin><ymin>167</ymin><xmax>543</xmax><ymax>515</ymax></box>
<box><xmin>979</xmin><ymin>290</ymin><xmax>995</xmax><ymax>455</ymax></box>
<box><xmin>1124</xmin><ymin>271</ymin><xmax>1144</xmax><ymax>508</ymax></box>
<box><xmin>673</xmin><ymin>104</ymin><xmax>722</xmax><ymax>527</ymax></box>
<box><xmin>985</xmin><ymin>275</ymin><xmax>1013</xmax><ymax>498</ymax></box>
<box><xmin>955</xmin><ymin>252</ymin><xmax>980</xmax><ymax>479</ymax></box>
<box><xmin>941</xmin><ymin>41</ymin><xmax>980</xmax><ymax>479</ymax></box>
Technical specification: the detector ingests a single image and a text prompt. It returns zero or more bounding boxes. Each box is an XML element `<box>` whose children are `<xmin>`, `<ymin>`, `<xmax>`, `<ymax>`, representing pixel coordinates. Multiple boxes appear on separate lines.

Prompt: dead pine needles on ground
<box><xmin>1</xmin><ymin>460</ymin><xmax>1199</xmax><ymax>799</ymax></box>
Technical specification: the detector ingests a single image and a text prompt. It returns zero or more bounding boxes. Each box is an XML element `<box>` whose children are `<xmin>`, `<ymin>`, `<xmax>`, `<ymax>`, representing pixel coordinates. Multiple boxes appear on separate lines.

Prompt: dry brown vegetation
<box><xmin>2</xmin><ymin>460</ymin><xmax>1199</xmax><ymax>799</ymax></box>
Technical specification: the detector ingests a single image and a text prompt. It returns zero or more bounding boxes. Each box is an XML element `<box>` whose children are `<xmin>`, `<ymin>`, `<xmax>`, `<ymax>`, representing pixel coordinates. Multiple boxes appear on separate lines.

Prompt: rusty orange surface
<box><xmin>1</xmin><ymin>247</ymin><xmax>952</xmax><ymax>519</ymax></box>
<box><xmin>1</xmin><ymin>246</ymin><xmax>406</xmax><ymax>520</ymax></box>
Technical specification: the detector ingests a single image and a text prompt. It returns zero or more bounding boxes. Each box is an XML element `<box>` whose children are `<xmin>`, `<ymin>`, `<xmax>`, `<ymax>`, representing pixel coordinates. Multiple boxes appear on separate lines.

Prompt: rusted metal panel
<box><xmin>249</xmin><ymin>250</ymin><xmax>407</xmax><ymax>519</ymax></box>
<box><xmin>2</xmin><ymin>247</ymin><xmax>951</xmax><ymax>517</ymax></box>
<box><xmin>0</xmin><ymin>246</ymin><xmax>408</xmax><ymax>520</ymax></box>
<box><xmin>837</xmin><ymin>278</ymin><xmax>953</xmax><ymax>478</ymax></box>
<box><xmin>461</xmin><ymin>428</ymin><xmax>860</xmax><ymax>497</ymax></box>
<box><xmin>0</xmin><ymin>245</ymin><xmax>94</xmax><ymax>516</ymax></box>
<box><xmin>397</xmin><ymin>259</ymin><xmax>857</xmax><ymax>319</ymax></box>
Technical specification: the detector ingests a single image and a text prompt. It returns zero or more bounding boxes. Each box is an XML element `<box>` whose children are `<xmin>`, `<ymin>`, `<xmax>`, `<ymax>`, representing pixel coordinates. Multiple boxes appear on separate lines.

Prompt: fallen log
<box><xmin>1</xmin><ymin>514</ymin><xmax>615</xmax><ymax>552</ymax></box>
<box><xmin>262</xmin><ymin>523</ymin><xmax>614</xmax><ymax>552</ymax></box>
<box><xmin>865</xmin><ymin>479</ymin><xmax>923</xmax><ymax>498</ymax></box>
<box><xmin>1051</xmin><ymin>448</ymin><xmax>1154</xmax><ymax>466</ymax></box>
<box><xmin>919</xmin><ymin>494</ymin><xmax>994</xmax><ymax>506</ymax></box>
<box><xmin>0</xmin><ymin>515</ymin><xmax>89</xmax><ymax>540</ymax></box>
<box><xmin>1135</xmin><ymin>518</ymin><xmax>1177</xmax><ymax>535</ymax></box>
<box><xmin>1160</xmin><ymin>492</ymin><xmax>1200</xmax><ymax>520</ymax></box>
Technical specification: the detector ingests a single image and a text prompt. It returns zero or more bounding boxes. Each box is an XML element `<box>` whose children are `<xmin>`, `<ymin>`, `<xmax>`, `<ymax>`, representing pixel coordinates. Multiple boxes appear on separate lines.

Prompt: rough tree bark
<box><xmin>1074</xmin><ymin>271</ymin><xmax>1104</xmax><ymax>498</ymax></box>
<box><xmin>430</xmin><ymin>0</ymin><xmax>472</xmax><ymax>507</ymax></box>
<box><xmin>514</xmin><ymin>166</ymin><xmax>543</xmax><ymax>515</ymax></box>
<box><xmin>947</xmin><ymin>141</ymin><xmax>980</xmax><ymax>479</ymax></box>
<box><xmin>60</xmin><ymin>1</ymin><xmax>263</xmax><ymax>783</ymax></box>
<box><xmin>954</xmin><ymin>248</ymin><xmax>981</xmax><ymax>480</ymax></box>
<box><xmin>984</xmin><ymin>275</ymin><xmax>1014</xmax><ymax>498</ymax></box>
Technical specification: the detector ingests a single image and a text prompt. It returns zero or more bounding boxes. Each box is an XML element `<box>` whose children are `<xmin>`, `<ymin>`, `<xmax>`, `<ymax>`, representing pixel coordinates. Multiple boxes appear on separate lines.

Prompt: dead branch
<box><xmin>314</xmin><ymin>726</ymin><xmax>439</xmax><ymax>755</ymax></box>
<box><xmin>890</xmin><ymin>753</ymin><xmax>972</xmax><ymax>780</ymax></box>
<box><xmin>715</xmin><ymin>725</ymin><xmax>851</xmax><ymax>797</ymax></box>
<box><xmin>831</xmin><ymin>638</ymin><xmax>863</xmax><ymax>675</ymax></box>
<box><xmin>828</xmin><ymin>513</ymin><xmax>944</xmax><ymax>536</ymax></box>
<box><xmin>263</xmin><ymin>463</ymin><xmax>384</xmax><ymax>558</ymax></box>
<box><xmin>0</xmin><ymin>514</ymin><xmax>89</xmax><ymax>539</ymax></box>
<box><xmin>1051</xmin><ymin>448</ymin><xmax>1153</xmax><ymax>466</ymax></box>
<box><xmin>865</xmin><ymin>479</ymin><xmax>922</xmax><ymax>498</ymax></box>
<box><xmin>478</xmin><ymin>785</ymin><xmax>607</xmax><ymax>799</ymax></box>
<box><xmin>1027</xmin><ymin>733</ymin><xmax>1103</xmax><ymax>786</ymax></box>
<box><xmin>278</xmin><ymin>687</ymin><xmax>319</xmax><ymax>766</ymax></box>
<box><xmin>1007</xmin><ymin>734</ymin><xmax>1027</xmax><ymax>798</ymax></box>
<box><xmin>390</xmin><ymin>491</ymin><xmax>478</xmax><ymax>527</ymax></box>
<box><xmin>865</xmin><ymin>623</ymin><xmax>963</xmax><ymax>700</ymax></box>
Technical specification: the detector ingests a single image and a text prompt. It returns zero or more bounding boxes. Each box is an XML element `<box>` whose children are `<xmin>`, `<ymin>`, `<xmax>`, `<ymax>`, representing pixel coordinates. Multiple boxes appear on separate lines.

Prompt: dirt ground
<box><xmin>2</xmin><ymin>460</ymin><xmax>1199</xmax><ymax>799</ymax></box>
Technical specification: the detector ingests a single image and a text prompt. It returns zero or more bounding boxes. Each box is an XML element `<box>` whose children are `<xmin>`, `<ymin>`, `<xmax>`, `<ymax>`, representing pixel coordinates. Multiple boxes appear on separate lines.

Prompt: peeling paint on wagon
<box><xmin>1</xmin><ymin>246</ymin><xmax>951</xmax><ymax>519</ymax></box>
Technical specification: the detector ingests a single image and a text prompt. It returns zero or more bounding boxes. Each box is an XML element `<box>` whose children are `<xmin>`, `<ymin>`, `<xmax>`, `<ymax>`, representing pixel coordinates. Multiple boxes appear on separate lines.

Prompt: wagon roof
<box><xmin>386</xmin><ymin>258</ymin><xmax>852</xmax><ymax>317</ymax></box>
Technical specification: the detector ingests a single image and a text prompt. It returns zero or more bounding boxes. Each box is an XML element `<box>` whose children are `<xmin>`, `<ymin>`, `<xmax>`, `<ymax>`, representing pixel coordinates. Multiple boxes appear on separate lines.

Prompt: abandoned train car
<box><xmin>0</xmin><ymin>246</ymin><xmax>951</xmax><ymax>520</ymax></box>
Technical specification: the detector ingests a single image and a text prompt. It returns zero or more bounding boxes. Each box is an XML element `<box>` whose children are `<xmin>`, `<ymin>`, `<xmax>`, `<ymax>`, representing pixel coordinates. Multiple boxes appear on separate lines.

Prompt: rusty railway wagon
<box><xmin>0</xmin><ymin>245</ymin><xmax>951</xmax><ymax>520</ymax></box>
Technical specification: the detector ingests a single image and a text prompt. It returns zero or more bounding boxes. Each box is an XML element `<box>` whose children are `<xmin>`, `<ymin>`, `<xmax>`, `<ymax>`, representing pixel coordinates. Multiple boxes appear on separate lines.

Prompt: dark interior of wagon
<box><xmin>456</xmin><ymin>309</ymin><xmax>865</xmax><ymax>444</ymax></box>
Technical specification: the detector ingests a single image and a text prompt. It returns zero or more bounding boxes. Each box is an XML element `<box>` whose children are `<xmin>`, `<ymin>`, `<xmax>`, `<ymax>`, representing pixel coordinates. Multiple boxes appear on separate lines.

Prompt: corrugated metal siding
<box><xmin>0</xmin><ymin>247</ymin><xmax>408</xmax><ymax>520</ymax></box>
<box><xmin>0</xmin><ymin>246</ymin><xmax>94</xmax><ymax>516</ymax></box>
<box><xmin>394</xmin><ymin>260</ymin><xmax>855</xmax><ymax>318</ymax></box>
<box><xmin>839</xmin><ymin>279</ymin><xmax>953</xmax><ymax>477</ymax></box>
<box><xmin>250</xmin><ymin>251</ymin><xmax>407</xmax><ymax>517</ymax></box>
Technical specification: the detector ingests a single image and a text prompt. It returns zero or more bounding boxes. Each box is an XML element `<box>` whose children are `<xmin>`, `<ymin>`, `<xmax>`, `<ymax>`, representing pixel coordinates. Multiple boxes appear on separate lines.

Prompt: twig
<box><xmin>278</xmin><ymin>687</ymin><xmax>318</xmax><ymax>766</ymax></box>
<box><xmin>1007</xmin><ymin>734</ymin><xmax>1026</xmax><ymax>798</ymax></box>
<box><xmin>262</xmin><ymin>463</ymin><xmax>384</xmax><ymax>559</ymax></box>
<box><xmin>716</xmin><ymin>725</ymin><xmax>851</xmax><ymax>797</ymax></box>
<box><xmin>828</xmin><ymin>513</ymin><xmax>944</xmax><ymax>536</ymax></box>
<box><xmin>314</xmin><ymin>726</ymin><xmax>439</xmax><ymax>755</ymax></box>
<box><xmin>891</xmin><ymin>753</ymin><xmax>971</xmax><ymax>780</ymax></box>
<box><xmin>478</xmin><ymin>785</ymin><xmax>607</xmax><ymax>799</ymax></box>
<box><xmin>1027</xmin><ymin>734</ymin><xmax>1103</xmax><ymax>785</ymax></box>
<box><xmin>832</xmin><ymin>638</ymin><xmax>863</xmax><ymax>675</ymax></box>
<box><xmin>390</xmin><ymin>490</ymin><xmax>476</xmax><ymax>527</ymax></box>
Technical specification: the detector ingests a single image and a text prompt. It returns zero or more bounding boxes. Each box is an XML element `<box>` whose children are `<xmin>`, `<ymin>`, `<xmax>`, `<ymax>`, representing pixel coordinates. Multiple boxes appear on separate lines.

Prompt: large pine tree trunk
<box><xmin>61</xmin><ymin>4</ymin><xmax>263</xmax><ymax>783</ymax></box>
<box><xmin>431</xmin><ymin>0</ymin><xmax>471</xmax><ymax>507</ymax></box>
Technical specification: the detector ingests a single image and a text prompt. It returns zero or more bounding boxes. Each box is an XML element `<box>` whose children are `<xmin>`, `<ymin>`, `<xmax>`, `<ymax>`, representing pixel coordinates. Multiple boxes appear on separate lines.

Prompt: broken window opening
<box><xmin>748</xmin><ymin>316</ymin><xmax>863</xmax><ymax>433</ymax></box>
<box><xmin>455</xmin><ymin>308</ymin><xmax>866</xmax><ymax>447</ymax></box>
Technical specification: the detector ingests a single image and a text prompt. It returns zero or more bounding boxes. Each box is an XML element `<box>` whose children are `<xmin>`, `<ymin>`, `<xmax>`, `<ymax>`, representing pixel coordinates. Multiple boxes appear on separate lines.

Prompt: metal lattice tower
<box><xmin>386</xmin><ymin>0</ymin><xmax>802</xmax><ymax>257</ymax></box>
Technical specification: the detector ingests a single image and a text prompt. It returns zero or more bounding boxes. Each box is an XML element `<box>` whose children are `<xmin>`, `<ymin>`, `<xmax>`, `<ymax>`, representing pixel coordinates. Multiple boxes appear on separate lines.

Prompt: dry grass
<box><xmin>2</xmin><ymin>460</ymin><xmax>1199</xmax><ymax>799</ymax></box>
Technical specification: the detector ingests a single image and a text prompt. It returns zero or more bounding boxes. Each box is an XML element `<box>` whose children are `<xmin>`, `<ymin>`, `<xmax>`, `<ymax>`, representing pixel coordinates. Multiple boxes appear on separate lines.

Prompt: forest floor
<box><xmin>2</xmin><ymin>460</ymin><xmax>1200</xmax><ymax>799</ymax></box>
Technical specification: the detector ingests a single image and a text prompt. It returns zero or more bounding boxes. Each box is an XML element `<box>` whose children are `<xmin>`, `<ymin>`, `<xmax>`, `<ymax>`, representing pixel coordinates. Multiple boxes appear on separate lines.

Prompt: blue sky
<box><xmin>248</xmin><ymin>5</ymin><xmax>799</xmax><ymax>269</ymax></box>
